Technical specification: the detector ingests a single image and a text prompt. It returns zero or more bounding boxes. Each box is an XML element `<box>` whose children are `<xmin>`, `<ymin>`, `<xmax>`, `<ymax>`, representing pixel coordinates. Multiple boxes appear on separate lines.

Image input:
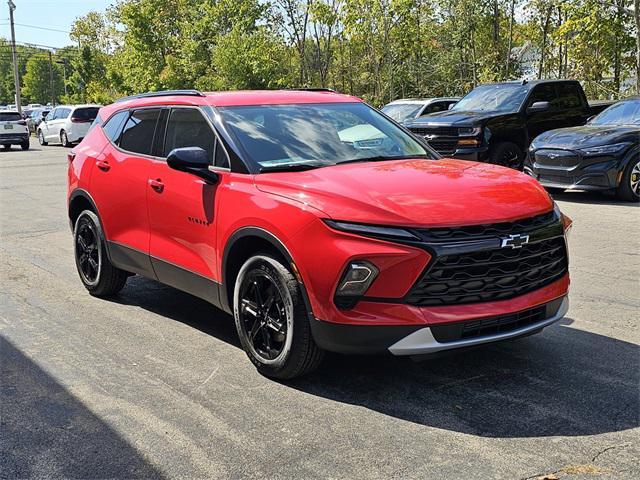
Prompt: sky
<box><xmin>0</xmin><ymin>0</ymin><xmax>112</xmax><ymax>49</ymax></box>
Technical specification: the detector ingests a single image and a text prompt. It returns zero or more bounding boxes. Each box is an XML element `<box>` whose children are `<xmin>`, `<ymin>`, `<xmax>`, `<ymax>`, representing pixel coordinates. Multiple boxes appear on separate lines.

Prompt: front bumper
<box><xmin>526</xmin><ymin>148</ymin><xmax>622</xmax><ymax>191</ymax></box>
<box><xmin>449</xmin><ymin>146</ymin><xmax>490</xmax><ymax>162</ymax></box>
<box><xmin>311</xmin><ymin>295</ymin><xmax>568</xmax><ymax>355</ymax></box>
<box><xmin>0</xmin><ymin>132</ymin><xmax>29</xmax><ymax>144</ymax></box>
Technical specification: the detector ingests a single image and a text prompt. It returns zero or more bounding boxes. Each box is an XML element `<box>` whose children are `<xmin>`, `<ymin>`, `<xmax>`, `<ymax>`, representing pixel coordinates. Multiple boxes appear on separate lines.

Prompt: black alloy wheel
<box><xmin>233</xmin><ymin>255</ymin><xmax>324</xmax><ymax>379</ymax></box>
<box><xmin>489</xmin><ymin>142</ymin><xmax>523</xmax><ymax>170</ymax></box>
<box><xmin>75</xmin><ymin>216</ymin><xmax>101</xmax><ymax>286</ymax></box>
<box><xmin>238</xmin><ymin>269</ymin><xmax>289</xmax><ymax>362</ymax></box>
<box><xmin>73</xmin><ymin>210</ymin><xmax>128</xmax><ymax>296</ymax></box>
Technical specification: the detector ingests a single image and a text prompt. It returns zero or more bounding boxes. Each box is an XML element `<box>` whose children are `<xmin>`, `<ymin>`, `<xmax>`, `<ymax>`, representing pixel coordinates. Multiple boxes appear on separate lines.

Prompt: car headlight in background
<box><xmin>324</xmin><ymin>220</ymin><xmax>419</xmax><ymax>241</ymax></box>
<box><xmin>458</xmin><ymin>126</ymin><xmax>481</xmax><ymax>136</ymax></box>
<box><xmin>579</xmin><ymin>142</ymin><xmax>631</xmax><ymax>156</ymax></box>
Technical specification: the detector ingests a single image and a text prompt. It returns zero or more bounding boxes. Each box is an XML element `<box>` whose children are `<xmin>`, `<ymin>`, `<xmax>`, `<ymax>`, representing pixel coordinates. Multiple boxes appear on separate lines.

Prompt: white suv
<box><xmin>37</xmin><ymin>105</ymin><xmax>101</xmax><ymax>147</ymax></box>
<box><xmin>0</xmin><ymin>110</ymin><xmax>30</xmax><ymax>150</ymax></box>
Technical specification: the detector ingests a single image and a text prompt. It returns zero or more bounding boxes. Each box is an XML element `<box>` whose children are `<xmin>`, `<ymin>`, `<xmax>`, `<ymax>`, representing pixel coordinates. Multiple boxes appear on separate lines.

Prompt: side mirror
<box><xmin>527</xmin><ymin>101</ymin><xmax>550</xmax><ymax>114</ymax></box>
<box><xmin>448</xmin><ymin>103</ymin><xmax>456</xmax><ymax>110</ymax></box>
<box><xmin>167</xmin><ymin>147</ymin><xmax>219</xmax><ymax>183</ymax></box>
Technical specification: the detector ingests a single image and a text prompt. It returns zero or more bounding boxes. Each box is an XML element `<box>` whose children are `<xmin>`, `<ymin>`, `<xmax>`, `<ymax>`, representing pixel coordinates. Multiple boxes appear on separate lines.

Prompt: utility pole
<box><xmin>8</xmin><ymin>0</ymin><xmax>22</xmax><ymax>113</ymax></box>
<box><xmin>57</xmin><ymin>60</ymin><xmax>67</xmax><ymax>97</ymax></box>
<box><xmin>48</xmin><ymin>50</ymin><xmax>55</xmax><ymax>106</ymax></box>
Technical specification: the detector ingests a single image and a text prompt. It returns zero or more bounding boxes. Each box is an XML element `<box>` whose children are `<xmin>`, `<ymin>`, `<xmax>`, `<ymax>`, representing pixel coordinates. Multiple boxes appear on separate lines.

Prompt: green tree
<box><xmin>21</xmin><ymin>56</ymin><xmax>63</xmax><ymax>105</ymax></box>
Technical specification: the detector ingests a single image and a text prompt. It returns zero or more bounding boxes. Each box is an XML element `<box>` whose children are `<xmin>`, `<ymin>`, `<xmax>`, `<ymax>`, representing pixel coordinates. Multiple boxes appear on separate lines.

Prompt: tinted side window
<box><xmin>119</xmin><ymin>109</ymin><xmax>161</xmax><ymax>155</ymax></box>
<box><xmin>556</xmin><ymin>83</ymin><xmax>584</xmax><ymax>108</ymax></box>
<box><xmin>58</xmin><ymin>108</ymin><xmax>71</xmax><ymax>119</ymax></box>
<box><xmin>528</xmin><ymin>84</ymin><xmax>557</xmax><ymax>107</ymax></box>
<box><xmin>102</xmin><ymin>111</ymin><xmax>129</xmax><ymax>143</ymax></box>
<box><xmin>47</xmin><ymin>109</ymin><xmax>58</xmax><ymax>120</ymax></box>
<box><xmin>214</xmin><ymin>140</ymin><xmax>229</xmax><ymax>168</ymax></box>
<box><xmin>163</xmin><ymin>108</ymin><xmax>215</xmax><ymax>162</ymax></box>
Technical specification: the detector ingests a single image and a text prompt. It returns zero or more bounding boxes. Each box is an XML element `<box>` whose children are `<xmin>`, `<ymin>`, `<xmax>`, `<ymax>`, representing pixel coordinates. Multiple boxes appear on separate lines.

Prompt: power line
<box><xmin>14</xmin><ymin>22</ymin><xmax>71</xmax><ymax>34</ymax></box>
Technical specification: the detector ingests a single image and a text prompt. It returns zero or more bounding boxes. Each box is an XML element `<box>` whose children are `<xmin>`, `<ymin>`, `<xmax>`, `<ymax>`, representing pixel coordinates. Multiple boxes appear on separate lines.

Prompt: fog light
<box><xmin>336</xmin><ymin>261</ymin><xmax>378</xmax><ymax>296</ymax></box>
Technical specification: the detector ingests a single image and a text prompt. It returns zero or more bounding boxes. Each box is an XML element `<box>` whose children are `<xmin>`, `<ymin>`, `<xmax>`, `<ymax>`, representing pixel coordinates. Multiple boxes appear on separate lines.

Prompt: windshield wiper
<box><xmin>337</xmin><ymin>155</ymin><xmax>428</xmax><ymax>165</ymax></box>
<box><xmin>259</xmin><ymin>163</ymin><xmax>326</xmax><ymax>173</ymax></box>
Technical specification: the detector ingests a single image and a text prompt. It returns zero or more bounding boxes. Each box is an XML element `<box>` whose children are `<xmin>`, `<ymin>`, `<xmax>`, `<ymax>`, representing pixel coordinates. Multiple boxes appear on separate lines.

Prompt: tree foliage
<box><xmin>0</xmin><ymin>0</ymin><xmax>638</xmax><ymax>106</ymax></box>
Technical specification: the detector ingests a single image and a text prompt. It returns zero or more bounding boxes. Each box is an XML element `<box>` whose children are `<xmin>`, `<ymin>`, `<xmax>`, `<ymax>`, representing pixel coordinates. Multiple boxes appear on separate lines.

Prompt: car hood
<box><xmin>406</xmin><ymin>110</ymin><xmax>507</xmax><ymax>127</ymax></box>
<box><xmin>254</xmin><ymin>159</ymin><xmax>553</xmax><ymax>227</ymax></box>
<box><xmin>532</xmin><ymin>124</ymin><xmax>640</xmax><ymax>150</ymax></box>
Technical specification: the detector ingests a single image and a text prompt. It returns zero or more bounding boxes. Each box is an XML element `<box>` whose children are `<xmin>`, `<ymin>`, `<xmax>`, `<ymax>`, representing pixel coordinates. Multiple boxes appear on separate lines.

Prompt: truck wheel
<box><xmin>37</xmin><ymin>130</ymin><xmax>48</xmax><ymax>146</ymax></box>
<box><xmin>233</xmin><ymin>254</ymin><xmax>324</xmax><ymax>379</ymax></box>
<box><xmin>616</xmin><ymin>158</ymin><xmax>640</xmax><ymax>202</ymax></box>
<box><xmin>489</xmin><ymin>142</ymin><xmax>523</xmax><ymax>170</ymax></box>
<box><xmin>74</xmin><ymin>210</ymin><xmax>128</xmax><ymax>296</ymax></box>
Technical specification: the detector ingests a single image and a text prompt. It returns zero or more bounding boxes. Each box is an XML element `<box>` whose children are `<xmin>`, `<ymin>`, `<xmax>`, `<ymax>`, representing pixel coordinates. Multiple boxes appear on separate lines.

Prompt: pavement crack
<box><xmin>591</xmin><ymin>443</ymin><xmax>630</xmax><ymax>463</ymax></box>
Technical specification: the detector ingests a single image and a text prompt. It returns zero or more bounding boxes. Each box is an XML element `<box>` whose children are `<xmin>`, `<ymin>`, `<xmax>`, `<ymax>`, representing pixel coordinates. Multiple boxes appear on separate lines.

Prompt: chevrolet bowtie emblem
<box><xmin>501</xmin><ymin>234</ymin><xmax>530</xmax><ymax>249</ymax></box>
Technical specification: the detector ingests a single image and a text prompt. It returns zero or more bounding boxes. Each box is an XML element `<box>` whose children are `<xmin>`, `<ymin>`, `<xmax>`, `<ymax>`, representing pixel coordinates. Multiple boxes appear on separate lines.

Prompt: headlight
<box><xmin>554</xmin><ymin>202</ymin><xmax>572</xmax><ymax>239</ymax></box>
<box><xmin>323</xmin><ymin>220</ymin><xmax>419</xmax><ymax>241</ymax></box>
<box><xmin>579</xmin><ymin>142</ymin><xmax>631</xmax><ymax>156</ymax></box>
<box><xmin>458</xmin><ymin>126</ymin><xmax>481</xmax><ymax>137</ymax></box>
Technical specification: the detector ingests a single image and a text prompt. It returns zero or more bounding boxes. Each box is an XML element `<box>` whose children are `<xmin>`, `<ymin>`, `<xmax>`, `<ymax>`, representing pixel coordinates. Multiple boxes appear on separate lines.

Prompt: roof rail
<box><xmin>115</xmin><ymin>89</ymin><xmax>206</xmax><ymax>103</ymax></box>
<box><xmin>291</xmin><ymin>88</ymin><xmax>336</xmax><ymax>93</ymax></box>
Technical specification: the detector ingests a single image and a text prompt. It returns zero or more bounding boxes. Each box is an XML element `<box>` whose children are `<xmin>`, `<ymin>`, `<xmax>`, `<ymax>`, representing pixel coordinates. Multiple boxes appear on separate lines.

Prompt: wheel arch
<box><xmin>221</xmin><ymin>227</ymin><xmax>315</xmax><ymax>319</ymax></box>
<box><xmin>68</xmin><ymin>189</ymin><xmax>100</xmax><ymax>231</ymax></box>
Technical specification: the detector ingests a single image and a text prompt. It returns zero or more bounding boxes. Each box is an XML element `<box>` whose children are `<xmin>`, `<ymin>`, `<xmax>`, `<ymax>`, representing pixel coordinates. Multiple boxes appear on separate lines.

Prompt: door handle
<box><xmin>148</xmin><ymin>178</ymin><xmax>164</xmax><ymax>193</ymax></box>
<box><xmin>96</xmin><ymin>160</ymin><xmax>110</xmax><ymax>171</ymax></box>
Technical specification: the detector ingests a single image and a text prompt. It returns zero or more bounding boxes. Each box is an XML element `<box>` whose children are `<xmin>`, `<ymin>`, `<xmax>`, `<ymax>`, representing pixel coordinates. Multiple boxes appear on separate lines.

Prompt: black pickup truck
<box><xmin>405</xmin><ymin>79</ymin><xmax>614</xmax><ymax>169</ymax></box>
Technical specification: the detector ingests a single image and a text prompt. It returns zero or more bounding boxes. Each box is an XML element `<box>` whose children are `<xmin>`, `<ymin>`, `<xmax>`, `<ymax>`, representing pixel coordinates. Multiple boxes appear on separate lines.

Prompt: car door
<box><xmin>40</xmin><ymin>108</ymin><xmax>56</xmax><ymax>138</ymax></box>
<box><xmin>89</xmin><ymin>108</ymin><xmax>160</xmax><ymax>276</ymax></box>
<box><xmin>147</xmin><ymin>106</ymin><xmax>231</xmax><ymax>302</ymax></box>
<box><xmin>524</xmin><ymin>83</ymin><xmax>563</xmax><ymax>143</ymax></box>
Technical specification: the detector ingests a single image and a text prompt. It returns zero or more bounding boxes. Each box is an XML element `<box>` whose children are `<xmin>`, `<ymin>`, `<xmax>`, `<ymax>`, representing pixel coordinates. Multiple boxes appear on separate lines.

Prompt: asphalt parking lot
<box><xmin>1</xmin><ymin>141</ymin><xmax>638</xmax><ymax>479</ymax></box>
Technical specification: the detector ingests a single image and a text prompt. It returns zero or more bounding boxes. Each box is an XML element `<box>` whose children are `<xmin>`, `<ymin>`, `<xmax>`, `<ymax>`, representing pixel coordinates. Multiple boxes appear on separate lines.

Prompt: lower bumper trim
<box><xmin>388</xmin><ymin>296</ymin><xmax>568</xmax><ymax>356</ymax></box>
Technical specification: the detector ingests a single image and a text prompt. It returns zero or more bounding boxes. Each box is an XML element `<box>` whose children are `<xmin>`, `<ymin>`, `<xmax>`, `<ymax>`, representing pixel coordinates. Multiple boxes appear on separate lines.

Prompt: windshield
<box><xmin>220</xmin><ymin>102</ymin><xmax>432</xmax><ymax>170</ymax></box>
<box><xmin>381</xmin><ymin>103</ymin><xmax>422</xmax><ymax>123</ymax></box>
<box><xmin>591</xmin><ymin>100</ymin><xmax>640</xmax><ymax>126</ymax></box>
<box><xmin>452</xmin><ymin>84</ymin><xmax>527</xmax><ymax>113</ymax></box>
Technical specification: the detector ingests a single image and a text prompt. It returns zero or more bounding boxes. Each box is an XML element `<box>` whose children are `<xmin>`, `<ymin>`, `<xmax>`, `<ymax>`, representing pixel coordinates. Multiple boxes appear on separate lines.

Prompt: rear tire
<box><xmin>37</xmin><ymin>130</ymin><xmax>47</xmax><ymax>146</ymax></box>
<box><xmin>488</xmin><ymin>142</ymin><xmax>524</xmax><ymax>170</ymax></box>
<box><xmin>2</xmin><ymin>144</ymin><xmax>10</xmax><ymax>150</ymax></box>
<box><xmin>21</xmin><ymin>140</ymin><xmax>29</xmax><ymax>151</ymax></box>
<box><xmin>73</xmin><ymin>210</ymin><xmax>128</xmax><ymax>296</ymax></box>
<box><xmin>61</xmin><ymin>130</ymin><xmax>72</xmax><ymax>147</ymax></box>
<box><xmin>233</xmin><ymin>254</ymin><xmax>324</xmax><ymax>379</ymax></box>
<box><xmin>616</xmin><ymin>158</ymin><xmax>640</xmax><ymax>202</ymax></box>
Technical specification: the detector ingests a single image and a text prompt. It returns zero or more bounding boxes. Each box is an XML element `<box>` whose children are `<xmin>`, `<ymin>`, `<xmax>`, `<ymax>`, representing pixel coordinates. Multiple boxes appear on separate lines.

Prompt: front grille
<box><xmin>415</xmin><ymin>211</ymin><xmax>556</xmax><ymax>242</ymax></box>
<box><xmin>426</xmin><ymin>139</ymin><xmax>457</xmax><ymax>154</ymax></box>
<box><xmin>405</xmin><ymin>236</ymin><xmax>568</xmax><ymax>306</ymax></box>
<box><xmin>410</xmin><ymin>126</ymin><xmax>458</xmax><ymax>136</ymax></box>
<box><xmin>429</xmin><ymin>298</ymin><xmax>563</xmax><ymax>343</ymax></box>
<box><xmin>534</xmin><ymin>149</ymin><xmax>580</xmax><ymax>168</ymax></box>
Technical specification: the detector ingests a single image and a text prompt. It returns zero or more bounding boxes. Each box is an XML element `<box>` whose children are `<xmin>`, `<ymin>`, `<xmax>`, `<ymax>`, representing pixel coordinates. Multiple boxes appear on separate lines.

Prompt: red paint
<box><xmin>68</xmin><ymin>90</ymin><xmax>569</xmax><ymax>338</ymax></box>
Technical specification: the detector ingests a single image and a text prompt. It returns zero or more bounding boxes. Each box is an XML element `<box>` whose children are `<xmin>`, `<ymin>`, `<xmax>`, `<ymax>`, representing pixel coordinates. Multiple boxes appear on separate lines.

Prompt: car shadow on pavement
<box><xmin>110</xmin><ymin>277</ymin><xmax>639</xmax><ymax>439</ymax></box>
<box><xmin>0</xmin><ymin>335</ymin><xmax>165</xmax><ymax>479</ymax></box>
<box><xmin>290</xmin><ymin>318</ymin><xmax>639</xmax><ymax>438</ymax></box>
<box><xmin>551</xmin><ymin>189</ymin><xmax>640</xmax><ymax>207</ymax></box>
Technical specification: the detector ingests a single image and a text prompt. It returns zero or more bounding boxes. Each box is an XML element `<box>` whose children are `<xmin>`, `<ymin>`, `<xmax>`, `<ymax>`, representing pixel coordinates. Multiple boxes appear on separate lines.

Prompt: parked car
<box><xmin>27</xmin><ymin>108</ymin><xmax>50</xmax><ymax>133</ymax></box>
<box><xmin>0</xmin><ymin>110</ymin><xmax>29</xmax><ymax>150</ymax></box>
<box><xmin>37</xmin><ymin>104</ymin><xmax>100</xmax><ymax>147</ymax></box>
<box><xmin>381</xmin><ymin>97</ymin><xmax>460</xmax><ymax>124</ymax></box>
<box><xmin>405</xmin><ymin>79</ymin><xmax>614</xmax><ymax>169</ymax></box>
<box><xmin>68</xmin><ymin>89</ymin><xmax>572</xmax><ymax>379</ymax></box>
<box><xmin>525</xmin><ymin>97</ymin><xmax>639</xmax><ymax>202</ymax></box>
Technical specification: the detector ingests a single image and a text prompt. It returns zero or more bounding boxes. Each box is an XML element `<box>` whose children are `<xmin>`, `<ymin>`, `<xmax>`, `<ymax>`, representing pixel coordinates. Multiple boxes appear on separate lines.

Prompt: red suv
<box><xmin>68</xmin><ymin>89</ymin><xmax>571</xmax><ymax>379</ymax></box>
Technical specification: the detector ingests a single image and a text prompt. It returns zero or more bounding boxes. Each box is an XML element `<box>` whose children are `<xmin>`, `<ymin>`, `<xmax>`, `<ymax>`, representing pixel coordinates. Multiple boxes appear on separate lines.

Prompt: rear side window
<box><xmin>57</xmin><ymin>108</ymin><xmax>71</xmax><ymax>119</ymax></box>
<box><xmin>102</xmin><ymin>111</ymin><xmax>129</xmax><ymax>143</ymax></box>
<box><xmin>119</xmin><ymin>109</ymin><xmax>161</xmax><ymax>155</ymax></box>
<box><xmin>556</xmin><ymin>83</ymin><xmax>584</xmax><ymax>108</ymax></box>
<box><xmin>164</xmin><ymin>108</ymin><xmax>216</xmax><ymax>162</ymax></box>
<box><xmin>0</xmin><ymin>112</ymin><xmax>22</xmax><ymax>121</ymax></box>
<box><xmin>73</xmin><ymin>107</ymin><xmax>99</xmax><ymax>122</ymax></box>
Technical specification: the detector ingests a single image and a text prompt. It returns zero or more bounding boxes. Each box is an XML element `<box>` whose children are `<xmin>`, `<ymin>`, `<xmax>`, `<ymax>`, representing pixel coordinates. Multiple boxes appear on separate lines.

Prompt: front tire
<box><xmin>488</xmin><ymin>142</ymin><xmax>524</xmax><ymax>170</ymax></box>
<box><xmin>73</xmin><ymin>210</ymin><xmax>128</xmax><ymax>296</ymax></box>
<box><xmin>37</xmin><ymin>130</ymin><xmax>47</xmax><ymax>146</ymax></box>
<box><xmin>616</xmin><ymin>158</ymin><xmax>640</xmax><ymax>202</ymax></box>
<box><xmin>233</xmin><ymin>255</ymin><xmax>324</xmax><ymax>379</ymax></box>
